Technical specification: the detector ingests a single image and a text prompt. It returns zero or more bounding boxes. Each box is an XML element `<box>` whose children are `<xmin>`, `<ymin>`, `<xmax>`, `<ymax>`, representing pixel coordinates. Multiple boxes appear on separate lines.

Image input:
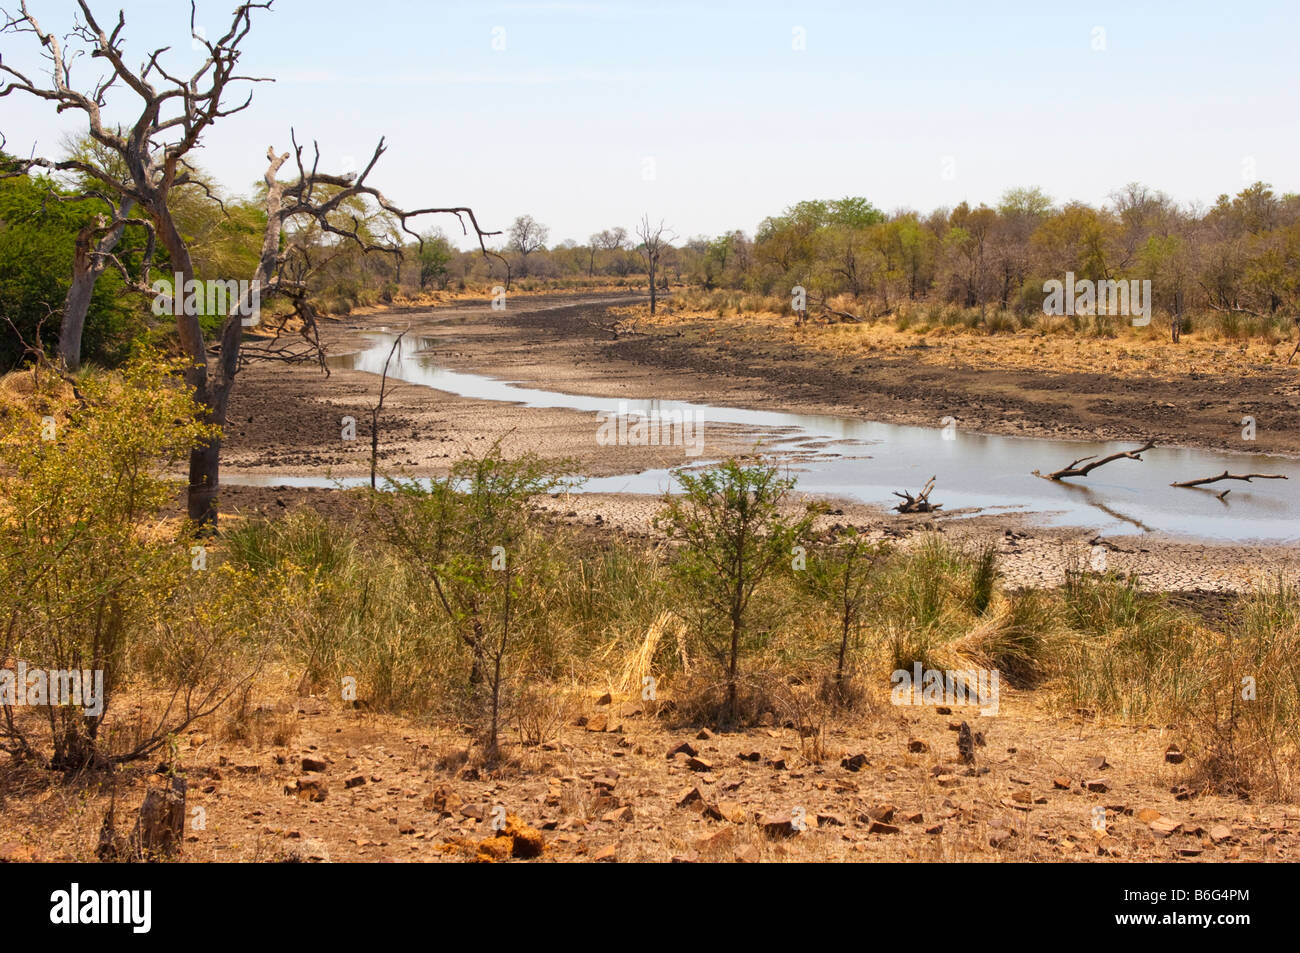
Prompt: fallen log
<box><xmin>1171</xmin><ymin>470</ymin><xmax>1289</xmax><ymax>488</ymax></box>
<box><xmin>814</xmin><ymin>295</ymin><xmax>864</xmax><ymax>323</ymax></box>
<box><xmin>894</xmin><ymin>476</ymin><xmax>941</xmax><ymax>513</ymax></box>
<box><xmin>1034</xmin><ymin>440</ymin><xmax>1156</xmax><ymax>481</ymax></box>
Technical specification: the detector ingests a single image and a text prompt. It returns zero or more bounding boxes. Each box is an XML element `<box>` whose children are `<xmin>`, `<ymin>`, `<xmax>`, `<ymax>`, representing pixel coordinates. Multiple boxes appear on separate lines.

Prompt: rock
<box><xmin>865</xmin><ymin>804</ymin><xmax>896</xmax><ymax>823</ymax></box>
<box><xmin>602</xmin><ymin>805</ymin><xmax>633</xmax><ymax>823</ymax></box>
<box><xmin>677</xmin><ymin>785</ymin><xmax>706</xmax><ymax>809</ymax></box>
<box><xmin>344</xmin><ymin>774</ymin><xmax>366</xmax><ymax>789</ymax></box>
<box><xmin>901</xmin><ymin>811</ymin><xmax>924</xmax><ymax>824</ymax></box>
<box><xmin>956</xmin><ymin>722</ymin><xmax>975</xmax><ymax>763</ymax></box>
<box><xmin>924</xmin><ymin>823</ymin><xmax>944</xmax><ymax>835</ymax></box>
<box><xmin>694</xmin><ymin>827</ymin><xmax>735</xmax><ymax>851</ymax></box>
<box><xmin>1148</xmin><ymin>816</ymin><xmax>1182</xmax><ymax>837</ymax></box>
<box><xmin>592</xmin><ymin>844</ymin><xmax>617</xmax><ymax>862</ymax></box>
<box><xmin>935</xmin><ymin>774</ymin><xmax>959</xmax><ymax>787</ymax></box>
<box><xmin>0</xmin><ymin>843</ymin><xmax>40</xmax><ymax>862</ymax></box>
<box><xmin>706</xmin><ymin>800</ymin><xmax>746</xmax><ymax>823</ymax></box>
<box><xmin>908</xmin><ymin>739</ymin><xmax>929</xmax><ymax>753</ymax></box>
<box><xmin>595</xmin><ymin>692</ymin><xmax>613</xmax><ymax>706</ymax></box>
<box><xmin>696</xmin><ymin>728</ymin><xmax>714</xmax><ymax>740</ymax></box>
<box><xmin>670</xmin><ymin>851</ymin><xmax>699</xmax><ymax>863</ymax></box>
<box><xmin>301</xmin><ymin>756</ymin><xmax>328</xmax><ymax>773</ymax></box>
<box><xmin>988</xmin><ymin>828</ymin><xmax>1016</xmax><ymax>849</ymax></box>
<box><xmin>286</xmin><ymin>777</ymin><xmax>328</xmax><ymax>803</ymax></box>
<box><xmin>424</xmin><ymin>784</ymin><xmax>462</xmax><ymax>815</ymax></box>
<box><xmin>840</xmin><ymin>753</ymin><xmax>869</xmax><ymax>772</ymax></box>
<box><xmin>817</xmin><ymin>812</ymin><xmax>847</xmax><ymax>827</ymax></box>
<box><xmin>1085</xmin><ymin>756</ymin><xmax>1110</xmax><ymax>772</ymax></box>
<box><xmin>1011</xmin><ymin>789</ymin><xmax>1033</xmax><ymax>804</ymax></box>
<box><xmin>667</xmin><ymin>741</ymin><xmax>698</xmax><ymax>759</ymax></box>
<box><xmin>686</xmin><ymin>756</ymin><xmax>713</xmax><ymax>772</ymax></box>
<box><xmin>1136</xmin><ymin>808</ymin><xmax>1162</xmax><ymax>823</ymax></box>
<box><xmin>1164</xmin><ymin>744</ymin><xmax>1185</xmax><ymax>765</ymax></box>
<box><xmin>868</xmin><ymin>820</ymin><xmax>900</xmax><ymax>835</ymax></box>
<box><xmin>734</xmin><ymin>844</ymin><xmax>761</xmax><ymax>863</ymax></box>
<box><xmin>1083</xmin><ymin>779</ymin><xmax>1109</xmax><ymax>793</ymax></box>
<box><xmin>757</xmin><ymin>813</ymin><xmax>800</xmax><ymax>838</ymax></box>
<box><xmin>935</xmin><ymin>706</ymin><xmax>952</xmax><ymax>715</ymax></box>
<box><xmin>1052</xmin><ymin>776</ymin><xmax>1072</xmax><ymax>790</ymax></box>
<box><xmin>585</xmin><ymin>713</ymin><xmax>608</xmax><ymax>732</ymax></box>
<box><xmin>1209</xmin><ymin>824</ymin><xmax>1232</xmax><ymax>845</ymax></box>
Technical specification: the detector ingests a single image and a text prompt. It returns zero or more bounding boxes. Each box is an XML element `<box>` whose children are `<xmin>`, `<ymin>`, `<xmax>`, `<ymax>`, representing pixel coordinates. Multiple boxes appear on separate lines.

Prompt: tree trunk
<box><xmin>187</xmin><ymin>428</ymin><xmax>222</xmax><ymax>529</ymax></box>
<box><xmin>649</xmin><ymin>261</ymin><xmax>658</xmax><ymax>315</ymax></box>
<box><xmin>60</xmin><ymin>199</ymin><xmax>133</xmax><ymax>371</ymax></box>
<box><xmin>60</xmin><ymin>265</ymin><xmax>96</xmax><ymax>371</ymax></box>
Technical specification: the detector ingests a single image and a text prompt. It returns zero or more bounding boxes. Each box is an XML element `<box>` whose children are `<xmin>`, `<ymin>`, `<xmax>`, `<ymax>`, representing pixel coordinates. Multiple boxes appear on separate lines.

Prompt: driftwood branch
<box><xmin>1034</xmin><ymin>440</ymin><xmax>1156</xmax><ymax>481</ymax></box>
<box><xmin>893</xmin><ymin>476</ymin><xmax>941</xmax><ymax>513</ymax></box>
<box><xmin>1171</xmin><ymin>471</ymin><xmax>1289</xmax><ymax>488</ymax></box>
<box><xmin>814</xmin><ymin>294</ymin><xmax>863</xmax><ymax>323</ymax></box>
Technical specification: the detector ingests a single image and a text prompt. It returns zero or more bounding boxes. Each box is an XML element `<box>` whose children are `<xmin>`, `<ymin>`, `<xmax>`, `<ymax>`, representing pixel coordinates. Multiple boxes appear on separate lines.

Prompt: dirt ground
<box><xmin>5</xmin><ymin>293</ymin><xmax>1299</xmax><ymax>864</ymax></box>
<box><xmin>4</xmin><ymin>686</ymin><xmax>1297</xmax><ymax>863</ymax></box>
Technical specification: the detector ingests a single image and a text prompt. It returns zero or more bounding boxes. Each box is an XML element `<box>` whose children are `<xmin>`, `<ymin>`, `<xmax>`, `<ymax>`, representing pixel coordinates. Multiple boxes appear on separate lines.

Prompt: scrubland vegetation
<box><xmin>2</xmin><ymin>360</ymin><xmax>1297</xmax><ymax>803</ymax></box>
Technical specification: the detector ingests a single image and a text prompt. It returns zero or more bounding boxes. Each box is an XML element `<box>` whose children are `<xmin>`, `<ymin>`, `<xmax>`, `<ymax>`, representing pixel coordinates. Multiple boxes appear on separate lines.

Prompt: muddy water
<box><xmin>226</xmin><ymin>333</ymin><xmax>1300</xmax><ymax>542</ymax></box>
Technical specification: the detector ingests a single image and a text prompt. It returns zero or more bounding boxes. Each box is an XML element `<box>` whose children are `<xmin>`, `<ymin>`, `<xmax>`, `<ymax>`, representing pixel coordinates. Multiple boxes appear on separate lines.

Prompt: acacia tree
<box><xmin>636</xmin><ymin>215</ymin><xmax>674</xmax><ymax>315</ymax></box>
<box><xmin>1</xmin><ymin>1</ymin><xmax>497</xmax><ymax>527</ymax></box>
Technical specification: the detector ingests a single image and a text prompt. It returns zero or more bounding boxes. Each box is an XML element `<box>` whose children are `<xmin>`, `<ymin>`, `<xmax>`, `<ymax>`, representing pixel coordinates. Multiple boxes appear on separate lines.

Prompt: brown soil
<box><xmin>4</xmin><ymin>687</ymin><xmax>1296</xmax><ymax>863</ymax></box>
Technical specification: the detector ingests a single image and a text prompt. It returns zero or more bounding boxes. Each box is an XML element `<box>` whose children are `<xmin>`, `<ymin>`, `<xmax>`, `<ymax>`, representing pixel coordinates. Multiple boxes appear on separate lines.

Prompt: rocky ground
<box><xmin>4</xmin><ymin>687</ymin><xmax>1297</xmax><ymax>863</ymax></box>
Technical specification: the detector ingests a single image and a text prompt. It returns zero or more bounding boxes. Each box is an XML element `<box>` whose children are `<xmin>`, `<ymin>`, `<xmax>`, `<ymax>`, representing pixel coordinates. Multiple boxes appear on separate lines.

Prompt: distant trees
<box><xmin>508</xmin><ymin>214</ymin><xmax>549</xmax><ymax>275</ymax></box>
<box><xmin>418</xmin><ymin>229</ymin><xmax>455</xmax><ymax>290</ymax></box>
<box><xmin>587</xmin><ymin>226</ymin><xmax>627</xmax><ymax>276</ymax></box>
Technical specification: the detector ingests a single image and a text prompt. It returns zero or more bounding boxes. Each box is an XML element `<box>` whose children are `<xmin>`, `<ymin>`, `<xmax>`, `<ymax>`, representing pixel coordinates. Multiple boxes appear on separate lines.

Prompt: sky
<box><xmin>2</xmin><ymin>0</ymin><xmax>1298</xmax><ymax>248</ymax></box>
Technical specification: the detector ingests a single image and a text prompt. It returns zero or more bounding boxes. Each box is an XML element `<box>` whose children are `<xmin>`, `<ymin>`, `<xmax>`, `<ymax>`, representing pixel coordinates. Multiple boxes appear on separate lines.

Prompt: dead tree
<box><xmin>1034</xmin><ymin>440</ymin><xmax>1157</xmax><ymax>481</ymax></box>
<box><xmin>636</xmin><ymin>215</ymin><xmax>674</xmax><ymax>316</ymax></box>
<box><xmin>1171</xmin><ymin>471</ymin><xmax>1288</xmax><ymax>488</ymax></box>
<box><xmin>893</xmin><ymin>476</ymin><xmax>941</xmax><ymax>513</ymax></box>
<box><xmin>1</xmin><ymin>1</ymin><xmax>498</xmax><ymax>527</ymax></box>
<box><xmin>369</xmin><ymin>330</ymin><xmax>407</xmax><ymax>489</ymax></box>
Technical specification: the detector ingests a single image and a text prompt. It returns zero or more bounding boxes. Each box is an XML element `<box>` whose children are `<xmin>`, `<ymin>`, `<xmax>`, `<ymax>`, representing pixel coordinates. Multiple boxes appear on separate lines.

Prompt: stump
<box><xmin>133</xmin><ymin>774</ymin><xmax>187</xmax><ymax>861</ymax></box>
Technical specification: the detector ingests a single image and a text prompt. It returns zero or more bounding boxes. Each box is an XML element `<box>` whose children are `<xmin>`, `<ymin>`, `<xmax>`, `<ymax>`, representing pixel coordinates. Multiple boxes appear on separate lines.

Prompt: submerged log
<box><xmin>1034</xmin><ymin>440</ymin><xmax>1156</xmax><ymax>481</ymax></box>
<box><xmin>1171</xmin><ymin>470</ymin><xmax>1288</xmax><ymax>488</ymax></box>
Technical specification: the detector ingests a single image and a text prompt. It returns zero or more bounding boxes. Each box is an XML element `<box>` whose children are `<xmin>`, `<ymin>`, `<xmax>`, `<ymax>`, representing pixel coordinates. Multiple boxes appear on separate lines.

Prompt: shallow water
<box><xmin>225</xmin><ymin>333</ymin><xmax>1300</xmax><ymax>542</ymax></box>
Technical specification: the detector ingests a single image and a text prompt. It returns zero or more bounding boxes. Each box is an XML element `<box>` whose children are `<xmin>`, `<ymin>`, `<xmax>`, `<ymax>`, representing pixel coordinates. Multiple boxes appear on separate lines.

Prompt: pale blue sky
<box><xmin>3</xmin><ymin>1</ymin><xmax>1297</xmax><ymax>247</ymax></box>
